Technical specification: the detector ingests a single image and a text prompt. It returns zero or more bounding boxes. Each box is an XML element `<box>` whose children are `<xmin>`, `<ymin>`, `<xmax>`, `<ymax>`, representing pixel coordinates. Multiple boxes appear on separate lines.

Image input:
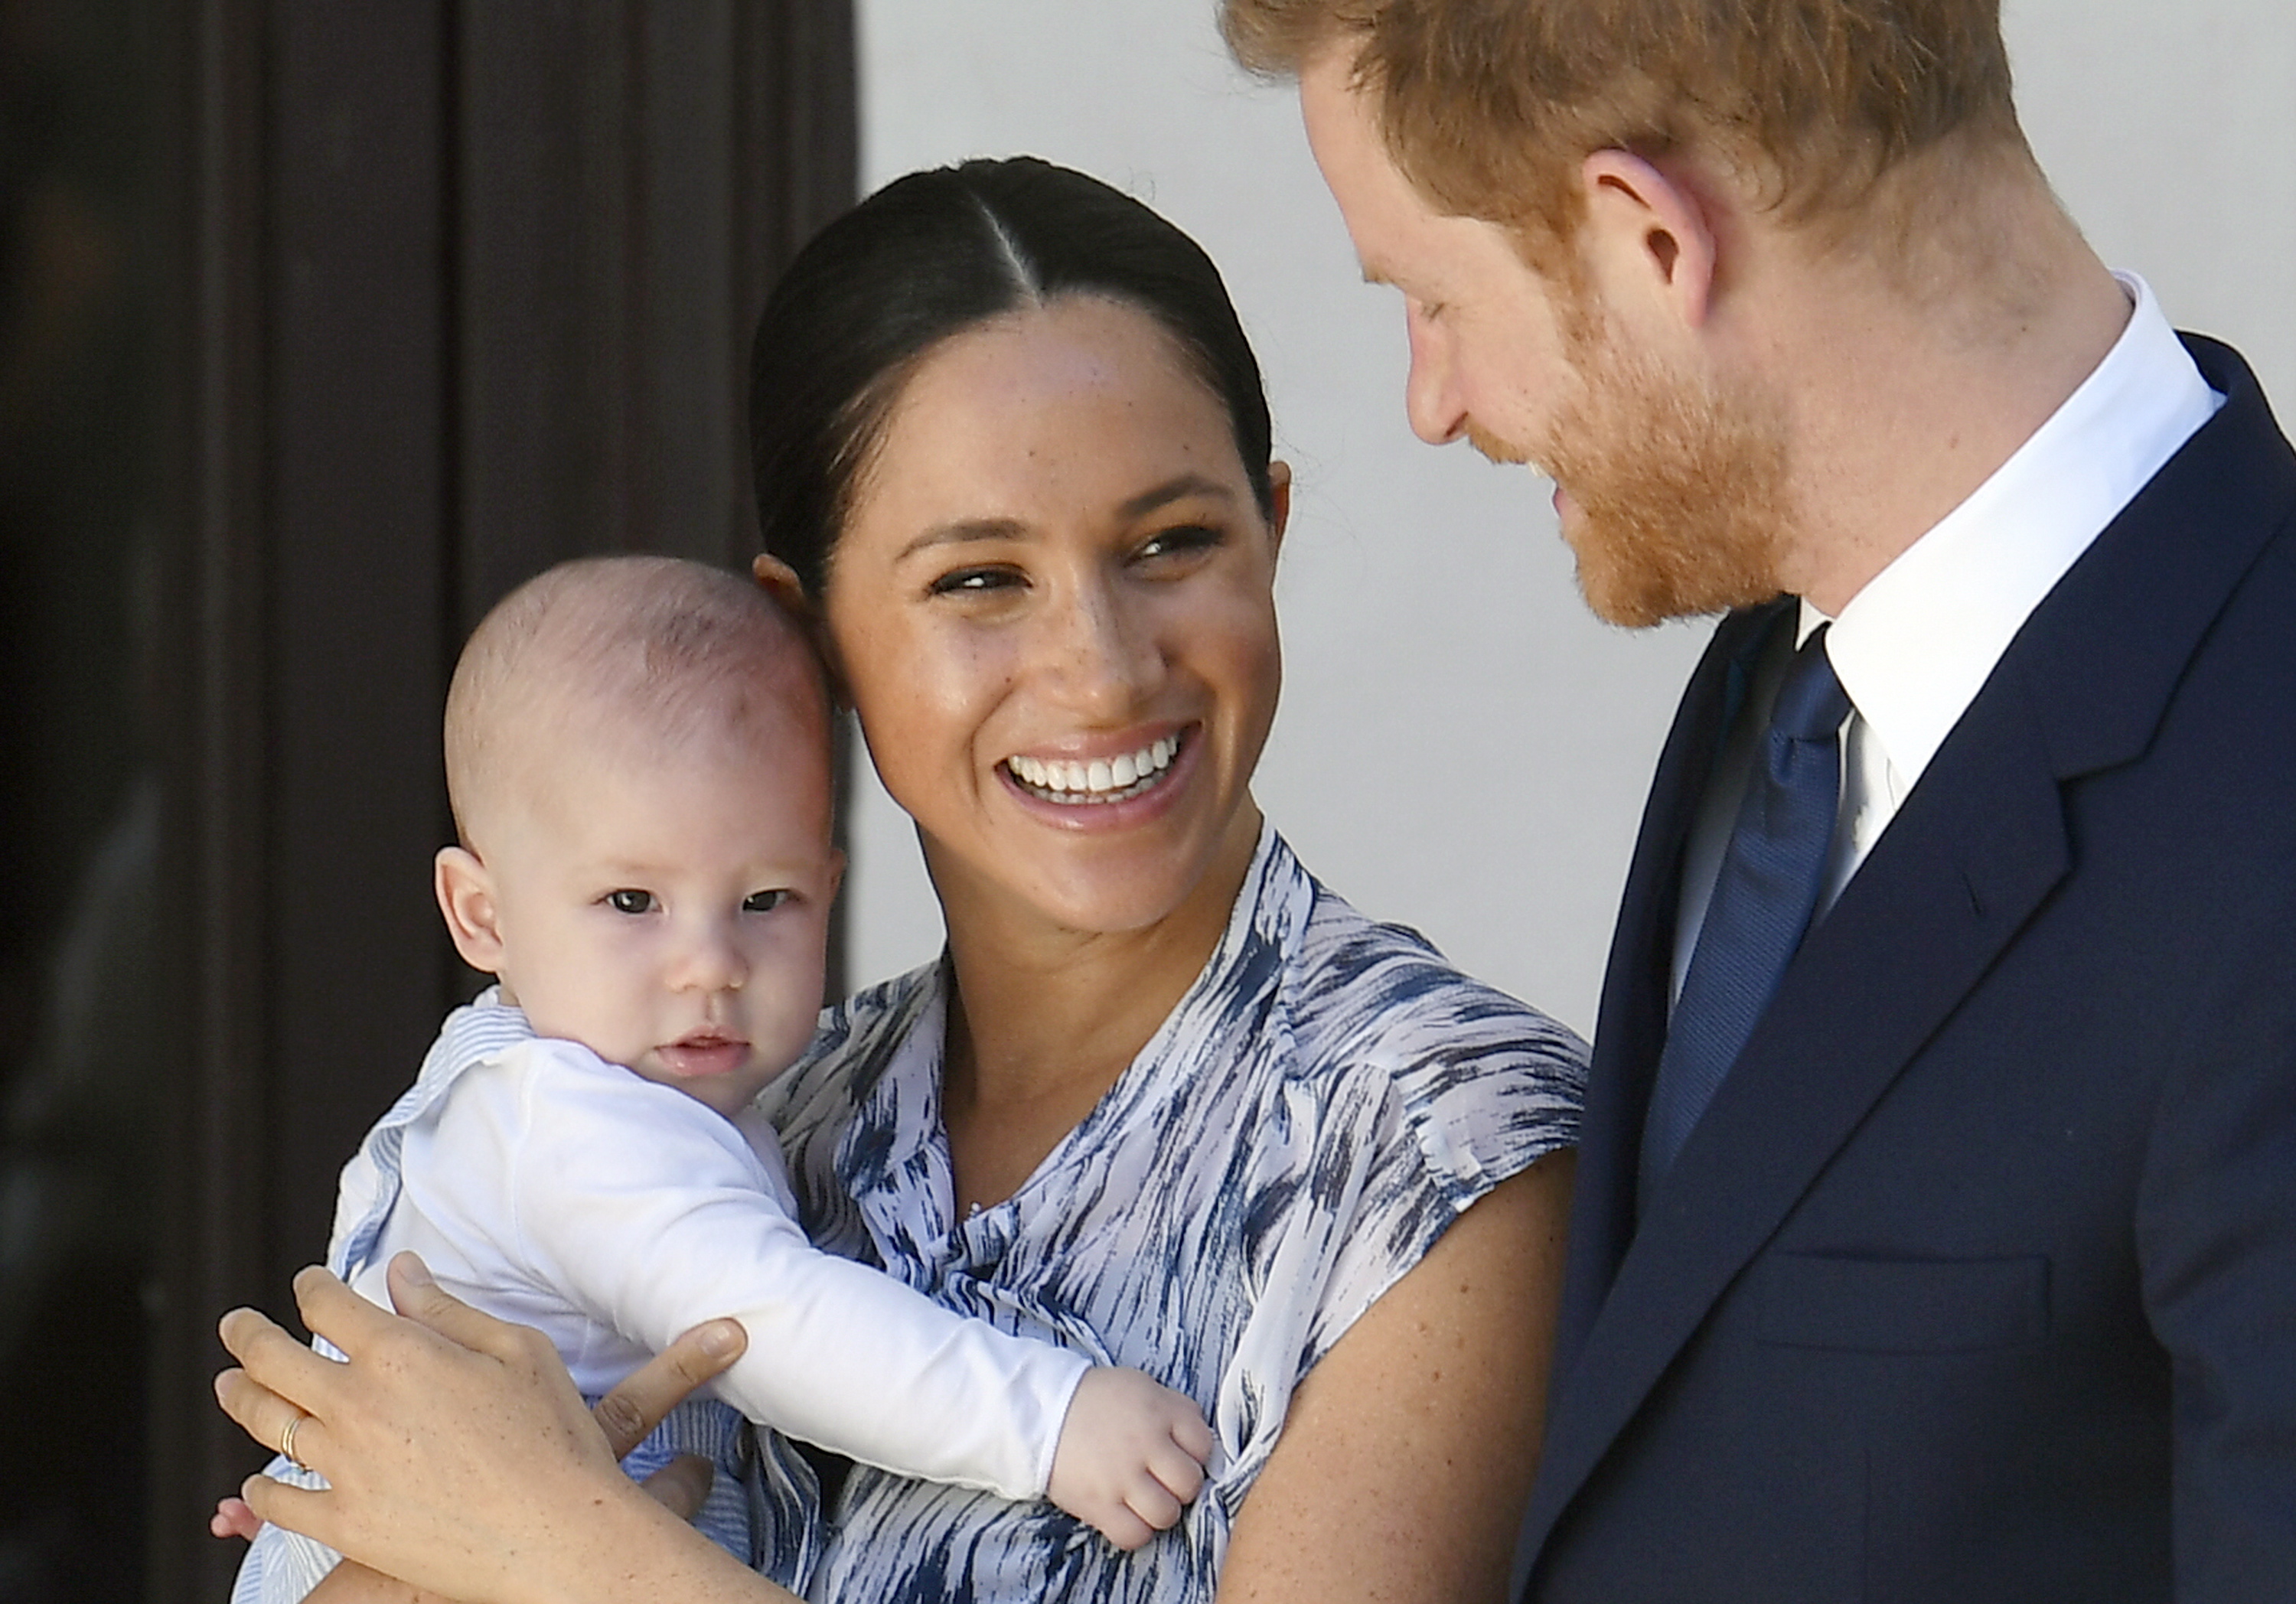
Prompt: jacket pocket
<box><xmin>1752</xmin><ymin>1251</ymin><xmax>2048</xmax><ymax>1353</ymax></box>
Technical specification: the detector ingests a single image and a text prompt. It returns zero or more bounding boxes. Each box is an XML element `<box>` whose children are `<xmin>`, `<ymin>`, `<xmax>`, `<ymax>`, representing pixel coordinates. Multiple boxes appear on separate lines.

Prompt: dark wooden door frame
<box><xmin>145</xmin><ymin>7</ymin><xmax>854</xmax><ymax>1597</ymax></box>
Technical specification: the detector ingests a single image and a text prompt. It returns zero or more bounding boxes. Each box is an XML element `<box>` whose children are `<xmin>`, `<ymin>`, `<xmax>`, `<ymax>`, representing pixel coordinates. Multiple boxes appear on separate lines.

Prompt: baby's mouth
<box><xmin>1003</xmin><ymin>731</ymin><xmax>1182</xmax><ymax>804</ymax></box>
<box><xmin>657</xmin><ymin>1032</ymin><xmax>750</xmax><ymax>1078</ymax></box>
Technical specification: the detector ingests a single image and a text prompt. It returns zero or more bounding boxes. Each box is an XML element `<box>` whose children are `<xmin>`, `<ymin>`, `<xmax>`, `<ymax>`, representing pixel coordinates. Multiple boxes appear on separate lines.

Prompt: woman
<box><xmin>217</xmin><ymin>158</ymin><xmax>1584</xmax><ymax>1603</ymax></box>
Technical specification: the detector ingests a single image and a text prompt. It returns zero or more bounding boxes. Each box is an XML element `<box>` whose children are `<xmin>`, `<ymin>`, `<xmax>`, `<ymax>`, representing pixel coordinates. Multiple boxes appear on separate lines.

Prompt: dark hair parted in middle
<box><xmin>748</xmin><ymin>156</ymin><xmax>1275</xmax><ymax>598</ymax></box>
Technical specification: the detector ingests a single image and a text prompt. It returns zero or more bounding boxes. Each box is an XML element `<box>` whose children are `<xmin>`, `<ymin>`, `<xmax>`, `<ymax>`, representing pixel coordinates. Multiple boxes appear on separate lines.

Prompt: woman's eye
<box><xmin>742</xmin><ymin>889</ymin><xmax>791</xmax><ymax>914</ymax></box>
<box><xmin>604</xmin><ymin>889</ymin><xmax>657</xmax><ymax>914</ymax></box>
<box><xmin>927</xmin><ymin>565</ymin><xmax>1023</xmax><ymax>598</ymax></box>
<box><xmin>1137</xmin><ymin>523</ymin><xmax>1223</xmax><ymax>562</ymax></box>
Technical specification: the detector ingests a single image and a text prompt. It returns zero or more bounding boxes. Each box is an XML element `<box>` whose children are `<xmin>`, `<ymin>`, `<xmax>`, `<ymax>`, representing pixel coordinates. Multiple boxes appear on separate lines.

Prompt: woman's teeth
<box><xmin>1006</xmin><ymin>735</ymin><xmax>1179</xmax><ymax>803</ymax></box>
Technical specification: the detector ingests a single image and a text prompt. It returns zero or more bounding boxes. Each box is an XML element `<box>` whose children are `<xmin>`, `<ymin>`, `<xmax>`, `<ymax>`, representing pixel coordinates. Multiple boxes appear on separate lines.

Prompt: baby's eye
<box><xmin>604</xmin><ymin>889</ymin><xmax>657</xmax><ymax>914</ymax></box>
<box><xmin>742</xmin><ymin>889</ymin><xmax>791</xmax><ymax>914</ymax></box>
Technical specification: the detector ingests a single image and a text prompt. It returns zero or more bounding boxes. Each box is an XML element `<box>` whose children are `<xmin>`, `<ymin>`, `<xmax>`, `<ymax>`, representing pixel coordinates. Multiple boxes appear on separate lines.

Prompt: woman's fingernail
<box><xmin>700</xmin><ymin>1320</ymin><xmax>743</xmax><ymax>1358</ymax></box>
<box><xmin>394</xmin><ymin>1253</ymin><xmax>433</xmax><ymax>1286</ymax></box>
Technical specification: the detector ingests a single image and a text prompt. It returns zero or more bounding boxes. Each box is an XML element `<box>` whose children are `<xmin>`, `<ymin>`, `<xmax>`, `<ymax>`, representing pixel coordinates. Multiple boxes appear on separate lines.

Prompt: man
<box><xmin>1225</xmin><ymin>2</ymin><xmax>2296</xmax><ymax>1599</ymax></box>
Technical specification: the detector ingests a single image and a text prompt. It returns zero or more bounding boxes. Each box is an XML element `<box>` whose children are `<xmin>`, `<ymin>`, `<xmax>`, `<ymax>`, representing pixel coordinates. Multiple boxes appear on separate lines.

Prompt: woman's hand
<box><xmin>214</xmin><ymin>1254</ymin><xmax>781</xmax><ymax>1604</ymax></box>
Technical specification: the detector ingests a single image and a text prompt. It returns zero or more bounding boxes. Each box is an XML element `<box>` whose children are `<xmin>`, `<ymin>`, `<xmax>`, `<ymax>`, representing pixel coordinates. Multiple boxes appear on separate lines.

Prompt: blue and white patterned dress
<box><xmin>759</xmin><ymin>826</ymin><xmax>1587</xmax><ymax>1601</ymax></box>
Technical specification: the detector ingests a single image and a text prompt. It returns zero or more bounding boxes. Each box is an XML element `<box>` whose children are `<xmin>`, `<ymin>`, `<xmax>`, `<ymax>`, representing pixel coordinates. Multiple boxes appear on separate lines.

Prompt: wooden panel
<box><xmin>147</xmin><ymin>3</ymin><xmax>276</xmax><ymax>1594</ymax></box>
<box><xmin>457</xmin><ymin>0</ymin><xmax>634</xmax><ymax>614</ymax></box>
<box><xmin>266</xmin><ymin>0</ymin><xmax>456</xmax><ymax>1287</ymax></box>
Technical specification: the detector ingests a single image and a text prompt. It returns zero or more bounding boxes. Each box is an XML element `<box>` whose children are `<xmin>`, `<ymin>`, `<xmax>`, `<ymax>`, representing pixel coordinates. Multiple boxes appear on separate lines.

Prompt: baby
<box><xmin>230</xmin><ymin>556</ymin><xmax>1211</xmax><ymax>1600</ymax></box>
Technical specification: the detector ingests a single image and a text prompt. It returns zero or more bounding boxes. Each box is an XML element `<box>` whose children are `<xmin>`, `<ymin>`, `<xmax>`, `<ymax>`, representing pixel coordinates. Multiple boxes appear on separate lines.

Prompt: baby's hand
<box><xmin>1045</xmin><ymin>1366</ymin><xmax>1213</xmax><ymax>1550</ymax></box>
<box><xmin>210</xmin><ymin>1495</ymin><xmax>263</xmax><ymax>1541</ymax></box>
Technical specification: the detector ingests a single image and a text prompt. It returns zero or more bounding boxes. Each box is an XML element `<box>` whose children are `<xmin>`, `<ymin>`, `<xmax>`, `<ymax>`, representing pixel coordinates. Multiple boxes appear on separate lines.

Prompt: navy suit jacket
<box><xmin>1519</xmin><ymin>336</ymin><xmax>2296</xmax><ymax>1602</ymax></box>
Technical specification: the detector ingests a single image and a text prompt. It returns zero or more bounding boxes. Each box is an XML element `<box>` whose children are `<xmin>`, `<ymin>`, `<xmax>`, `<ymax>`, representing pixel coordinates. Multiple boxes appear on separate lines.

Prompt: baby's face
<box><xmin>481</xmin><ymin>736</ymin><xmax>840</xmax><ymax>1117</ymax></box>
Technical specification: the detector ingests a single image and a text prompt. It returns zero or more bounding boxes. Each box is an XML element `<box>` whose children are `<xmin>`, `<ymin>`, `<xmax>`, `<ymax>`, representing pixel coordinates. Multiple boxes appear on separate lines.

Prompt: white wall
<box><xmin>845</xmin><ymin>0</ymin><xmax>2295</xmax><ymax>1038</ymax></box>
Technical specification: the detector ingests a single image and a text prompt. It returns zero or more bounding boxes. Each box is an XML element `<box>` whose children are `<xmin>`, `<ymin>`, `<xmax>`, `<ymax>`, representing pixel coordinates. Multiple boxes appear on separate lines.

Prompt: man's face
<box><xmin>1298</xmin><ymin>53</ymin><xmax>1793</xmax><ymax>624</ymax></box>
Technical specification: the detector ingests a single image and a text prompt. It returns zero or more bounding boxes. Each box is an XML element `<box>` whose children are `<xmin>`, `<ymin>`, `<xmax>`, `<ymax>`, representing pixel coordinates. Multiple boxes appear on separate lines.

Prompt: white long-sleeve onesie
<box><xmin>345</xmin><ymin>997</ymin><xmax>1086</xmax><ymax>1483</ymax></box>
<box><xmin>233</xmin><ymin>992</ymin><xmax>1087</xmax><ymax>1602</ymax></box>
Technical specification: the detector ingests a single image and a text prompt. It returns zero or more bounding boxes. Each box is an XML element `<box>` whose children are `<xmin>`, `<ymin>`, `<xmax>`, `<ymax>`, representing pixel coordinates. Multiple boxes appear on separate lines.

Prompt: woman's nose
<box><xmin>1039</xmin><ymin>578</ymin><xmax>1163</xmax><ymax>714</ymax></box>
<box><xmin>1403</xmin><ymin>305</ymin><xmax>1469</xmax><ymax>446</ymax></box>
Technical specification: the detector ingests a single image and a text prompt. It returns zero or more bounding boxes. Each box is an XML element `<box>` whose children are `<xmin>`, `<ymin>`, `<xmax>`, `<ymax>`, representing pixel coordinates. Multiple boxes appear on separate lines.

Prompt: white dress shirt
<box><xmin>1674</xmin><ymin>273</ymin><xmax>2221</xmax><ymax>1001</ymax></box>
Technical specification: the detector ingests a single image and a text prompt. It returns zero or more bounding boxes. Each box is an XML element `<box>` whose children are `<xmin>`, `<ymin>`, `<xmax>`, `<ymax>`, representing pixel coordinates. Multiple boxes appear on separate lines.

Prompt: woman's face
<box><xmin>822</xmin><ymin>295</ymin><xmax>1287</xmax><ymax>939</ymax></box>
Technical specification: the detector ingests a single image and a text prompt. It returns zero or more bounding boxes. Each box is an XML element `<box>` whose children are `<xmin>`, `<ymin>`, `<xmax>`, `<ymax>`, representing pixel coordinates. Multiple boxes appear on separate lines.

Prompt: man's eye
<box><xmin>604</xmin><ymin>889</ymin><xmax>657</xmax><ymax>914</ymax></box>
<box><xmin>742</xmin><ymin>889</ymin><xmax>791</xmax><ymax>914</ymax></box>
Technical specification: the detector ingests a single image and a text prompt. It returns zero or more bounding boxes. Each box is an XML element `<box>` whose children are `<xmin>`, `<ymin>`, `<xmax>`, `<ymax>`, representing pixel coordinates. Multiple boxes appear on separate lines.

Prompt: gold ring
<box><xmin>279</xmin><ymin>1411</ymin><xmax>308</xmax><ymax>1469</ymax></box>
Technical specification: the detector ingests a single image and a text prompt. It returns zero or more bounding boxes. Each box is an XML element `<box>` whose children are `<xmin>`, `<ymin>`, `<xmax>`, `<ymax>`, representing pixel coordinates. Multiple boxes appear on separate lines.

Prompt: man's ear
<box><xmin>1577</xmin><ymin>149</ymin><xmax>1720</xmax><ymax>331</ymax></box>
<box><xmin>435</xmin><ymin>846</ymin><xmax>507</xmax><ymax>974</ymax></box>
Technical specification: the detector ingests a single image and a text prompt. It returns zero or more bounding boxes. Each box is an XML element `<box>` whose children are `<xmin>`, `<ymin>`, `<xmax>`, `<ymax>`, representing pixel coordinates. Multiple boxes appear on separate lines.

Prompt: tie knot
<box><xmin>1773</xmin><ymin>624</ymin><xmax>1850</xmax><ymax>743</ymax></box>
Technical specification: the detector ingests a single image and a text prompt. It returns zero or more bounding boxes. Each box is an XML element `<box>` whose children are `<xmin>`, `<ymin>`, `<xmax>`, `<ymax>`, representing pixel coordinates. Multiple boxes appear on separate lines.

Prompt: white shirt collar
<box><xmin>1801</xmin><ymin>272</ymin><xmax>2220</xmax><ymax>789</ymax></box>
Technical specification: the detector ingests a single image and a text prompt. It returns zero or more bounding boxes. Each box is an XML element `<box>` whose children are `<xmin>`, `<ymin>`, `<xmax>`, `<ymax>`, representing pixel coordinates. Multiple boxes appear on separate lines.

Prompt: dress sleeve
<box><xmin>435</xmin><ymin>1043</ymin><xmax>1088</xmax><ymax>1501</ymax></box>
<box><xmin>1208</xmin><ymin>950</ymin><xmax>1585</xmax><ymax>1494</ymax></box>
<box><xmin>1290</xmin><ymin>950</ymin><xmax>1586</xmax><ymax>1377</ymax></box>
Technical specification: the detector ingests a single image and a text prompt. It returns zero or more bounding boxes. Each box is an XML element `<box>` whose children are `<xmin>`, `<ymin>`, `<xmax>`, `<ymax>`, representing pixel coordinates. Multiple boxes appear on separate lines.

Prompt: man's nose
<box><xmin>1403</xmin><ymin>306</ymin><xmax>1469</xmax><ymax>445</ymax></box>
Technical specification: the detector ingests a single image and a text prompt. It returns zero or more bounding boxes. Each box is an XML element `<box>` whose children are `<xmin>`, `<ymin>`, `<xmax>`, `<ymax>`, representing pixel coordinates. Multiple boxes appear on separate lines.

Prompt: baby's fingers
<box><xmin>1169</xmin><ymin>1405</ymin><xmax>1215</xmax><ymax>1465</ymax></box>
<box><xmin>1094</xmin><ymin>1502</ymin><xmax>1158</xmax><ymax>1552</ymax></box>
<box><xmin>1149</xmin><ymin>1437</ymin><xmax>1206</xmax><ymax>1505</ymax></box>
<box><xmin>1123</xmin><ymin>1475</ymin><xmax>1185</xmax><ymax>1539</ymax></box>
<box><xmin>210</xmin><ymin>1496</ymin><xmax>262</xmax><ymax>1542</ymax></box>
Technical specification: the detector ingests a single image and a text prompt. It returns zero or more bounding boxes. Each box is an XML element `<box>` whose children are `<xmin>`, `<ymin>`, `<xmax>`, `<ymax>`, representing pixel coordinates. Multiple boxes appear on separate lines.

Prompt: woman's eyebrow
<box><xmin>894</xmin><ymin>476</ymin><xmax>1238</xmax><ymax>562</ymax></box>
<box><xmin>1116</xmin><ymin>474</ymin><xmax>1238</xmax><ymax>520</ymax></box>
<box><xmin>895</xmin><ymin>517</ymin><xmax>1028</xmax><ymax>562</ymax></box>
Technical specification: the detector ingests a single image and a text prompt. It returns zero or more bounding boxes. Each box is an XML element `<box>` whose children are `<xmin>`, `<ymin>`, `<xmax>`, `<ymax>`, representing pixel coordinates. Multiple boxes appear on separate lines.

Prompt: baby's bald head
<box><xmin>444</xmin><ymin>556</ymin><xmax>827</xmax><ymax>853</ymax></box>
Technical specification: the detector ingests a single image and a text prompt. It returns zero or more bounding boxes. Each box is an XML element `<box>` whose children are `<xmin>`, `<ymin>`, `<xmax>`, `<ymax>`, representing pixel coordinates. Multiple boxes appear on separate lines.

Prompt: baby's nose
<box><xmin>672</xmin><ymin>924</ymin><xmax>748</xmax><ymax>992</ymax></box>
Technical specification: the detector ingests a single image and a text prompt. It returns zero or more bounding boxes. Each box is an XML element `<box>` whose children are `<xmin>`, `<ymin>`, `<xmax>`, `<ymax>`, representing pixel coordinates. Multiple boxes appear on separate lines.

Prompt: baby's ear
<box><xmin>434</xmin><ymin>846</ymin><xmax>507</xmax><ymax>973</ymax></box>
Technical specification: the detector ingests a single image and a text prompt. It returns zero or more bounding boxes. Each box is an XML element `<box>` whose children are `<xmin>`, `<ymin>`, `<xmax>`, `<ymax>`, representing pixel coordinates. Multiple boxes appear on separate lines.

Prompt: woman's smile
<box><xmin>1002</xmin><ymin>725</ymin><xmax>1189</xmax><ymax>809</ymax></box>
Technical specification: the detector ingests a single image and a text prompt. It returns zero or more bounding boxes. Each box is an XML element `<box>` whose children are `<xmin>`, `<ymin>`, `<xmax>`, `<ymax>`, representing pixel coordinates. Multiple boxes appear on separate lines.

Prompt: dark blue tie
<box><xmin>1639</xmin><ymin>624</ymin><xmax>1851</xmax><ymax>1204</ymax></box>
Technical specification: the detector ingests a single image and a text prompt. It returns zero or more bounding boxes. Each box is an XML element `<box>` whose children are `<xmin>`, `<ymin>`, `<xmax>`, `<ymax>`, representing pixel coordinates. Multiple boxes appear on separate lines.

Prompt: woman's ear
<box><xmin>434</xmin><ymin>846</ymin><xmax>507</xmax><ymax>975</ymax></box>
<box><xmin>753</xmin><ymin>552</ymin><xmax>852</xmax><ymax>709</ymax></box>
<box><xmin>1577</xmin><ymin>148</ymin><xmax>1720</xmax><ymax>332</ymax></box>
<box><xmin>1266</xmin><ymin>461</ymin><xmax>1293</xmax><ymax>559</ymax></box>
<box><xmin>751</xmin><ymin>552</ymin><xmax>811</xmax><ymax>618</ymax></box>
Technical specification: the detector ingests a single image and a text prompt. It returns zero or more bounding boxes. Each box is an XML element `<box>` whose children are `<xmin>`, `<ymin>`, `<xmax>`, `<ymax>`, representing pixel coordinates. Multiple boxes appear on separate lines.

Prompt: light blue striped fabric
<box><xmin>761</xmin><ymin>828</ymin><xmax>1587</xmax><ymax>1602</ymax></box>
<box><xmin>231</xmin><ymin>999</ymin><xmax>820</xmax><ymax>1604</ymax></box>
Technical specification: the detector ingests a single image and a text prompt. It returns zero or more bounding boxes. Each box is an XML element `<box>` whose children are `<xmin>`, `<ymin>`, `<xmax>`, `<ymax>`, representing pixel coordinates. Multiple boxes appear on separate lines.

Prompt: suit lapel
<box><xmin>1524</xmin><ymin>334</ymin><xmax>2296</xmax><ymax>1567</ymax></box>
<box><xmin>1554</xmin><ymin>601</ymin><xmax>1789</xmax><ymax>1369</ymax></box>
